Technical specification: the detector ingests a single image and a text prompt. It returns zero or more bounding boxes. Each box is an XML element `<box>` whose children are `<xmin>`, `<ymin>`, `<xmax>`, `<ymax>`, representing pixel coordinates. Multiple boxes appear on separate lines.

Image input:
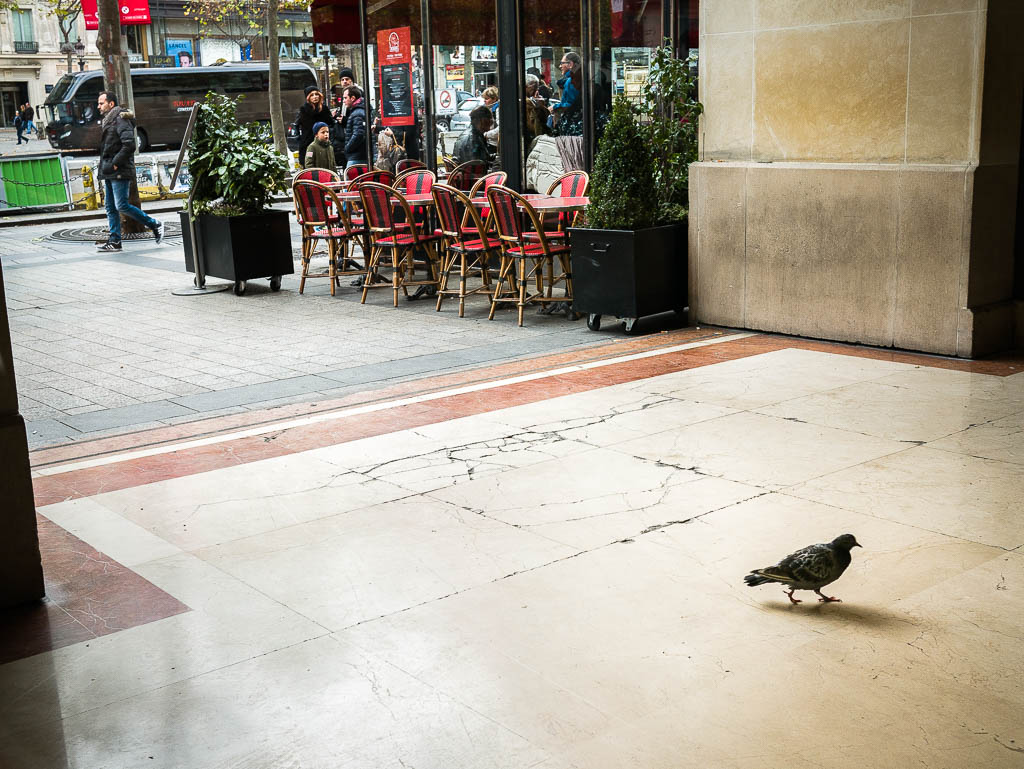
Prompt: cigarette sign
<box><xmin>436</xmin><ymin>88</ymin><xmax>457</xmax><ymax>116</ymax></box>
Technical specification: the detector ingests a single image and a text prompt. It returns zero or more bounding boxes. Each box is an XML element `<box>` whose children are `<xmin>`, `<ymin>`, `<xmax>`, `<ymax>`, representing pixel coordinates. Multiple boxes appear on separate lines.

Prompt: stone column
<box><xmin>0</xmin><ymin>263</ymin><xmax>44</xmax><ymax>609</ymax></box>
<box><xmin>688</xmin><ymin>0</ymin><xmax>1023</xmax><ymax>358</ymax></box>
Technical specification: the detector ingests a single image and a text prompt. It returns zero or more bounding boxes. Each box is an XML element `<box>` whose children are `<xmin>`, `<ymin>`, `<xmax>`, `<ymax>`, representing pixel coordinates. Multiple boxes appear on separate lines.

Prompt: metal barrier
<box><xmin>0</xmin><ymin>155</ymin><xmax>72</xmax><ymax>209</ymax></box>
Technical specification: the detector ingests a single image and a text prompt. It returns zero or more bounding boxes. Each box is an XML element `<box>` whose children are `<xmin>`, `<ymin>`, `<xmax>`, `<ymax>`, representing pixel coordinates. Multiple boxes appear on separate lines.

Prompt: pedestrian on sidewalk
<box><xmin>96</xmin><ymin>91</ymin><xmax>164</xmax><ymax>252</ymax></box>
<box><xmin>14</xmin><ymin>107</ymin><xmax>25</xmax><ymax>144</ymax></box>
<box><xmin>22</xmin><ymin>103</ymin><xmax>35</xmax><ymax>137</ymax></box>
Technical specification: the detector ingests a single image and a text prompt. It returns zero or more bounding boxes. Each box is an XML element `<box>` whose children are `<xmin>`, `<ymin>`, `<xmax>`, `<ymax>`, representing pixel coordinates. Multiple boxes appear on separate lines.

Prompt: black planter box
<box><xmin>569</xmin><ymin>222</ymin><xmax>686</xmax><ymax>331</ymax></box>
<box><xmin>180</xmin><ymin>209</ymin><xmax>295</xmax><ymax>284</ymax></box>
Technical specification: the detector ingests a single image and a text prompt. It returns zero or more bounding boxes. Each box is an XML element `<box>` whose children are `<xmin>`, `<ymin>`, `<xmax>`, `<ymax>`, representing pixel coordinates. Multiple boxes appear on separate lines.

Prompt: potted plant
<box><xmin>570</xmin><ymin>45</ymin><xmax>702</xmax><ymax>333</ymax></box>
<box><xmin>180</xmin><ymin>92</ymin><xmax>294</xmax><ymax>295</ymax></box>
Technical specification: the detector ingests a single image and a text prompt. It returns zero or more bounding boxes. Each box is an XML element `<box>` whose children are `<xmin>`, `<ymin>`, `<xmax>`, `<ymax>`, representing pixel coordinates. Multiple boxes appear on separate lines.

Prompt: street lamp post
<box><xmin>60</xmin><ymin>41</ymin><xmax>74</xmax><ymax>74</ymax></box>
<box><xmin>75</xmin><ymin>41</ymin><xmax>87</xmax><ymax>71</ymax></box>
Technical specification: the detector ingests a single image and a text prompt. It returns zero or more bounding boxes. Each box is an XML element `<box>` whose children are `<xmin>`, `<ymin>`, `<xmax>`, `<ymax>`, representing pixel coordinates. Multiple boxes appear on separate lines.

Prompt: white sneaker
<box><xmin>152</xmin><ymin>221</ymin><xmax>165</xmax><ymax>245</ymax></box>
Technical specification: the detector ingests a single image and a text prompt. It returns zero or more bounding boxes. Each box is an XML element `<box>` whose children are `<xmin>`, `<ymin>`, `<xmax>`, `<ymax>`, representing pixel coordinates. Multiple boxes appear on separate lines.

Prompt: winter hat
<box><xmin>338</xmin><ymin>67</ymin><xmax>355</xmax><ymax>81</ymax></box>
<box><xmin>312</xmin><ymin>121</ymin><xmax>329</xmax><ymax>133</ymax></box>
<box><xmin>304</xmin><ymin>85</ymin><xmax>319</xmax><ymax>96</ymax></box>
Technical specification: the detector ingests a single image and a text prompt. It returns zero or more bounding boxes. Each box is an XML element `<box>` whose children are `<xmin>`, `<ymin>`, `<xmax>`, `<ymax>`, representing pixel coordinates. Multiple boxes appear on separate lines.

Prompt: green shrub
<box><xmin>584</xmin><ymin>96</ymin><xmax>659</xmax><ymax>230</ymax></box>
<box><xmin>188</xmin><ymin>92</ymin><xmax>289</xmax><ymax>216</ymax></box>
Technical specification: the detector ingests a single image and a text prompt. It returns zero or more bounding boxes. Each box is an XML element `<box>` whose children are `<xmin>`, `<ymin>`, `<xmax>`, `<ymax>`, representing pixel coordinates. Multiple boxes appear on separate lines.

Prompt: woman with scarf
<box><xmin>548</xmin><ymin>51</ymin><xmax>583</xmax><ymax>136</ymax></box>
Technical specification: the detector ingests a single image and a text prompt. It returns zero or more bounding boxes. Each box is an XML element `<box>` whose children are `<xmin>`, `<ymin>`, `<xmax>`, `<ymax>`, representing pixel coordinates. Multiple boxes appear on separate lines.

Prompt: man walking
<box><xmin>96</xmin><ymin>91</ymin><xmax>164</xmax><ymax>252</ymax></box>
<box><xmin>14</xmin><ymin>105</ymin><xmax>25</xmax><ymax>144</ymax></box>
<box><xmin>22</xmin><ymin>103</ymin><xmax>35</xmax><ymax>138</ymax></box>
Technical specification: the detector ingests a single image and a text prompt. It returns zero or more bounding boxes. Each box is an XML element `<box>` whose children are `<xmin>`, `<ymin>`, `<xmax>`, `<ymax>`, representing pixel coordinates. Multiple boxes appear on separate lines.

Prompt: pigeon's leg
<box><xmin>815</xmin><ymin>590</ymin><xmax>842</xmax><ymax>603</ymax></box>
<box><xmin>785</xmin><ymin>589</ymin><xmax>802</xmax><ymax>604</ymax></box>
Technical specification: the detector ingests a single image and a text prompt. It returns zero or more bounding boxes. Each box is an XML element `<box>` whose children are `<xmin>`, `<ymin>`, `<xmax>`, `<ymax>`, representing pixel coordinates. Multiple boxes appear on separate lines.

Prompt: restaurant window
<box><xmin>429</xmin><ymin>0</ymin><xmax>498</xmax><ymax>169</ymax></box>
<box><xmin>521</xmin><ymin>0</ymin><xmax>581</xmax><ymax>191</ymax></box>
<box><xmin>365</xmin><ymin>0</ymin><xmax>426</xmax><ymax>166</ymax></box>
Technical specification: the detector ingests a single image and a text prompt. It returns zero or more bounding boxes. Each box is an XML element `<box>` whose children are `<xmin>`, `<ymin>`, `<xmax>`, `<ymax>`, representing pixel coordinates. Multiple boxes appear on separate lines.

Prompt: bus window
<box><xmin>281</xmin><ymin>69</ymin><xmax>316</xmax><ymax>93</ymax></box>
<box><xmin>223</xmin><ymin>71</ymin><xmax>261</xmax><ymax>94</ymax></box>
<box><xmin>133</xmin><ymin>74</ymin><xmax>170</xmax><ymax>98</ymax></box>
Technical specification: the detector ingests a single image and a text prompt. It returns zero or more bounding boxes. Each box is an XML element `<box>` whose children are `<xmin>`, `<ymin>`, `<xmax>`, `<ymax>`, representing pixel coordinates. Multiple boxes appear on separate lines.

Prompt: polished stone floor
<box><xmin>2</xmin><ymin>334</ymin><xmax>1023</xmax><ymax>768</ymax></box>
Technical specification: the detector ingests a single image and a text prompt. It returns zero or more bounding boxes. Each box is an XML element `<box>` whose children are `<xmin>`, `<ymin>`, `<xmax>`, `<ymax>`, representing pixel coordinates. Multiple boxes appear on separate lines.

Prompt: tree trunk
<box><xmin>267</xmin><ymin>0</ymin><xmax>288</xmax><ymax>158</ymax></box>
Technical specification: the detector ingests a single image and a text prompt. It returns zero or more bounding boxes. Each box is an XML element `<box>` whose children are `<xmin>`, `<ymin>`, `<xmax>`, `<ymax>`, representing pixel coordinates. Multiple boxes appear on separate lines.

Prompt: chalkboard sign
<box><xmin>377</xmin><ymin>27</ymin><xmax>415</xmax><ymax>127</ymax></box>
<box><xmin>380</xmin><ymin>63</ymin><xmax>413</xmax><ymax>122</ymax></box>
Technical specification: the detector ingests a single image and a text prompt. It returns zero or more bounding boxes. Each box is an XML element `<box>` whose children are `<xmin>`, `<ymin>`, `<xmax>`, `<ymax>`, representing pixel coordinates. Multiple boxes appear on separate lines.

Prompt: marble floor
<box><xmin>3</xmin><ymin>333</ymin><xmax>1024</xmax><ymax>768</ymax></box>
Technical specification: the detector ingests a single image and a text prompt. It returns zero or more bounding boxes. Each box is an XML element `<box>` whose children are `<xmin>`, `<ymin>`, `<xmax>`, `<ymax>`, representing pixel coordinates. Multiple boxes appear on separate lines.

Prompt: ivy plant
<box><xmin>188</xmin><ymin>92</ymin><xmax>289</xmax><ymax>217</ymax></box>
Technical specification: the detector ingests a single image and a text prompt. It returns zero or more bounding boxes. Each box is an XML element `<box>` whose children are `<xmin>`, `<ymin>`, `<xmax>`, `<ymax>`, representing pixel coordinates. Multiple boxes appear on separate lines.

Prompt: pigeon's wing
<box><xmin>762</xmin><ymin>544</ymin><xmax>835</xmax><ymax>586</ymax></box>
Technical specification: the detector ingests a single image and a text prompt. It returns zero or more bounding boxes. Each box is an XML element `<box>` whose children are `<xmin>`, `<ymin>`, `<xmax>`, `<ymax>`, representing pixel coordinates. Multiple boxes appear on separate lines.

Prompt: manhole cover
<box><xmin>49</xmin><ymin>222</ymin><xmax>183</xmax><ymax>243</ymax></box>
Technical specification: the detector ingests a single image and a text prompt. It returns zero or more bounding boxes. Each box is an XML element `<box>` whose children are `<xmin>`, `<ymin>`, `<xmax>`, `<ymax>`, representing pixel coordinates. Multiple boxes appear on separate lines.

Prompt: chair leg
<box><xmin>327</xmin><ymin>239</ymin><xmax>337</xmax><ymax>297</ymax></box>
<box><xmin>361</xmin><ymin>245</ymin><xmax>380</xmax><ymax>304</ymax></box>
<box><xmin>517</xmin><ymin>257</ymin><xmax>528</xmax><ymax>327</ymax></box>
<box><xmin>488</xmin><ymin>254</ymin><xmax>511</xmax><ymax>321</ymax></box>
<box><xmin>299</xmin><ymin>239</ymin><xmax>311</xmax><ymax>295</ymax></box>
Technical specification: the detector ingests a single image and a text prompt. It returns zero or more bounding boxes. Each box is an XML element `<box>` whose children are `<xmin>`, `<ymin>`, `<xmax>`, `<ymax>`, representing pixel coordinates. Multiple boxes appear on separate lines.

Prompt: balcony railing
<box><xmin>14</xmin><ymin>41</ymin><xmax>39</xmax><ymax>54</ymax></box>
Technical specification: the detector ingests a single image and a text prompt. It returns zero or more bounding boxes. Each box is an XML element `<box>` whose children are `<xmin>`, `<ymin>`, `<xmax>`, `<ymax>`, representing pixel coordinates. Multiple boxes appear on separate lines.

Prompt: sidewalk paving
<box><xmin>3</xmin><ymin>208</ymin><xmax>676</xmax><ymax>450</ymax></box>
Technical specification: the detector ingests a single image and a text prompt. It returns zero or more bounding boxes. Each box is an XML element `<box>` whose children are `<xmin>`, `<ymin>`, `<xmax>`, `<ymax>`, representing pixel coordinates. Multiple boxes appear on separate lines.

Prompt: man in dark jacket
<box><xmin>342</xmin><ymin>85</ymin><xmax>368</xmax><ymax>168</ymax></box>
<box><xmin>453</xmin><ymin>105</ymin><xmax>493</xmax><ymax>166</ymax></box>
<box><xmin>330</xmin><ymin>68</ymin><xmax>358</xmax><ymax>161</ymax></box>
<box><xmin>96</xmin><ymin>91</ymin><xmax>164</xmax><ymax>252</ymax></box>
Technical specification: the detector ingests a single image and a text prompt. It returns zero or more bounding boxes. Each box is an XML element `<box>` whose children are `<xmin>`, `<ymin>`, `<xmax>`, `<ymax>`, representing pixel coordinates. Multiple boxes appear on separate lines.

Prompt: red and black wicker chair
<box><xmin>393</xmin><ymin>169</ymin><xmax>436</xmax><ymax>230</ymax></box>
<box><xmin>343</xmin><ymin>164</ymin><xmax>369</xmax><ymax>182</ymax></box>
<box><xmin>293</xmin><ymin>180</ymin><xmax>367</xmax><ymax>295</ymax></box>
<box><xmin>395</xmin><ymin>158</ymin><xmax>427</xmax><ymax>174</ymax></box>
<box><xmin>463</xmin><ymin>171</ymin><xmax>507</xmax><ymax>234</ymax></box>
<box><xmin>294</xmin><ymin>168</ymin><xmax>340</xmax><ymax>185</ymax></box>
<box><xmin>357</xmin><ymin>182</ymin><xmax>441</xmax><ymax>307</ymax></box>
<box><xmin>486</xmin><ymin>185</ymin><xmax>574</xmax><ymax>326</ymax></box>
<box><xmin>432</xmin><ymin>183</ymin><xmax>499</xmax><ymax>317</ymax></box>
<box><xmin>349</xmin><ymin>169</ymin><xmax>395</xmax><ymax>188</ymax></box>
<box><xmin>292</xmin><ymin>170</ymin><xmax>342</xmax><ymax>267</ymax></box>
<box><xmin>526</xmin><ymin>170</ymin><xmax>590</xmax><ymax>242</ymax></box>
<box><xmin>446</xmin><ymin>160</ymin><xmax>488</xmax><ymax>192</ymax></box>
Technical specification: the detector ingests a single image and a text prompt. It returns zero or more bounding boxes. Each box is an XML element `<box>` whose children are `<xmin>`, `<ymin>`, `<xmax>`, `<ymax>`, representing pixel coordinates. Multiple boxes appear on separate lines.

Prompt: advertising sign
<box><xmin>83</xmin><ymin>0</ymin><xmax>151</xmax><ymax>29</ymax></box>
<box><xmin>445</xmin><ymin>65</ymin><xmax>463</xmax><ymax>82</ymax></box>
<box><xmin>435</xmin><ymin>88</ymin><xmax>457</xmax><ymax>116</ymax></box>
<box><xmin>166</xmin><ymin>39</ymin><xmax>195</xmax><ymax>67</ymax></box>
<box><xmin>376</xmin><ymin>26</ymin><xmax>414</xmax><ymax>127</ymax></box>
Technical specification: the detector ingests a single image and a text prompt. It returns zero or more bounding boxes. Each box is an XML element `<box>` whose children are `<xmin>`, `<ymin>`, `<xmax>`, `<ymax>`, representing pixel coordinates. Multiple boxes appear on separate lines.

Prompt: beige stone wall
<box><xmin>691</xmin><ymin>1</ymin><xmax>1022</xmax><ymax>357</ymax></box>
<box><xmin>699</xmin><ymin>1</ymin><xmax>985</xmax><ymax>165</ymax></box>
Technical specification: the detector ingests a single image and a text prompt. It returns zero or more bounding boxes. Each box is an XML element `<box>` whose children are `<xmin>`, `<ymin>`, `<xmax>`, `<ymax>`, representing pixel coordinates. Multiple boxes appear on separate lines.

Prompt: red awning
<box><xmin>310</xmin><ymin>0</ymin><xmax>361</xmax><ymax>45</ymax></box>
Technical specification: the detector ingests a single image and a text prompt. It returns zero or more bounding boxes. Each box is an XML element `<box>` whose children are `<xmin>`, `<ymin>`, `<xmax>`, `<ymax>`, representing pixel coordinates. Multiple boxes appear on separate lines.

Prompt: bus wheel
<box><xmin>136</xmin><ymin>129</ymin><xmax>149</xmax><ymax>153</ymax></box>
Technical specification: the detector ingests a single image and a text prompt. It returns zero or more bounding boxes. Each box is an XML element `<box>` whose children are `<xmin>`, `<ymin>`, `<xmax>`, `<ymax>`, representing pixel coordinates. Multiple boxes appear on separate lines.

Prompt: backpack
<box><xmin>375</xmin><ymin>127</ymin><xmax>407</xmax><ymax>173</ymax></box>
<box><xmin>13</xmin><ymin>114</ymin><xmax>22</xmax><ymax>129</ymax></box>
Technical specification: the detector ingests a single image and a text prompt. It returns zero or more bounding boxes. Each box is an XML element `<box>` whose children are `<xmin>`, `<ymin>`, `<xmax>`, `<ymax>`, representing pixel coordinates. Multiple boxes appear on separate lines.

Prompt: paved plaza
<box><xmin>1</xmin><ymin>206</ymin><xmax>676</xmax><ymax>450</ymax></box>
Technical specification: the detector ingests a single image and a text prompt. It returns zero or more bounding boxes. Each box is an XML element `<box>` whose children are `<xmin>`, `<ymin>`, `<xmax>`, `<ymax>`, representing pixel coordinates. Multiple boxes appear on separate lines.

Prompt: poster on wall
<box><xmin>166</xmin><ymin>39</ymin><xmax>195</xmax><ymax>67</ymax></box>
<box><xmin>376</xmin><ymin>26</ymin><xmax>414</xmax><ymax>127</ymax></box>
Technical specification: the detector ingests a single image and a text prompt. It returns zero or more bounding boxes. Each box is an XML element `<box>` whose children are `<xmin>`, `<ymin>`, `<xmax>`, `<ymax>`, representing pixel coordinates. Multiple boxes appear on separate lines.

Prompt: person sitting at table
<box><xmin>304</xmin><ymin>122</ymin><xmax>336</xmax><ymax>171</ymax></box>
<box><xmin>523</xmin><ymin>74</ymin><xmax>550</xmax><ymax>151</ymax></box>
<box><xmin>453</xmin><ymin>105</ymin><xmax>493</xmax><ymax>166</ymax></box>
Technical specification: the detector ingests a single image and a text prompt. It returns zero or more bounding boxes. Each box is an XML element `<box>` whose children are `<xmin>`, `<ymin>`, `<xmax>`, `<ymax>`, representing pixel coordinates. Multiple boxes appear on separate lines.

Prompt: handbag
<box><xmin>375</xmin><ymin>127</ymin><xmax>407</xmax><ymax>172</ymax></box>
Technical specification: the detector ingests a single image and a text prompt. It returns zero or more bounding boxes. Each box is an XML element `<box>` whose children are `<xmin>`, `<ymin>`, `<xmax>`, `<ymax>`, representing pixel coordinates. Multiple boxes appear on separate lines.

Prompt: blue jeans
<box><xmin>104</xmin><ymin>178</ymin><xmax>158</xmax><ymax>244</ymax></box>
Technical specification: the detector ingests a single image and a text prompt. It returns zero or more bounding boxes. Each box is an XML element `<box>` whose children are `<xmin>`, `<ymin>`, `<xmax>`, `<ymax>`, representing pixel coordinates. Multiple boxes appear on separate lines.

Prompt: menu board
<box><xmin>376</xmin><ymin>27</ymin><xmax>415</xmax><ymax>127</ymax></box>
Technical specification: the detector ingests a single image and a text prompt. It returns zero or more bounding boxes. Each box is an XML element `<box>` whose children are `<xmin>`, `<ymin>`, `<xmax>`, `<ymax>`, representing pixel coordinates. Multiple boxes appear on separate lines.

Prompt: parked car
<box><xmin>447</xmin><ymin>97</ymin><xmax>482</xmax><ymax>136</ymax></box>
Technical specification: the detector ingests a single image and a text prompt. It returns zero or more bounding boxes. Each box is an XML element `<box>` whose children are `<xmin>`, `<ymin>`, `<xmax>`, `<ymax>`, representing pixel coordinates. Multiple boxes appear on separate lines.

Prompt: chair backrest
<box><xmin>293</xmin><ymin>180</ymin><xmax>340</xmax><ymax>229</ymax></box>
<box><xmin>547</xmin><ymin>170</ymin><xmax>589</xmax><ymax>198</ymax></box>
<box><xmin>468</xmin><ymin>171</ymin><xmax>508</xmax><ymax>199</ymax></box>
<box><xmin>442</xmin><ymin>154</ymin><xmax>458</xmax><ymax>172</ymax></box>
<box><xmin>344</xmin><ymin>164</ymin><xmax>368</xmax><ymax>182</ymax></box>
<box><xmin>395</xmin><ymin>158</ymin><xmax>426</xmax><ymax>174</ymax></box>
<box><xmin>350</xmin><ymin>169</ymin><xmax>395</xmax><ymax>189</ymax></box>
<box><xmin>295</xmin><ymin>168</ymin><xmax>340</xmax><ymax>185</ymax></box>
<box><xmin>447</xmin><ymin>160</ymin><xmax>488</xmax><ymax>191</ymax></box>
<box><xmin>487</xmin><ymin>185</ymin><xmax>548</xmax><ymax>249</ymax></box>
<box><xmin>434</xmin><ymin>183</ymin><xmax>489</xmax><ymax>247</ymax></box>
<box><xmin>357</xmin><ymin>181</ymin><xmax>396</xmax><ymax>233</ymax></box>
<box><xmin>394</xmin><ymin>169</ymin><xmax>436</xmax><ymax>195</ymax></box>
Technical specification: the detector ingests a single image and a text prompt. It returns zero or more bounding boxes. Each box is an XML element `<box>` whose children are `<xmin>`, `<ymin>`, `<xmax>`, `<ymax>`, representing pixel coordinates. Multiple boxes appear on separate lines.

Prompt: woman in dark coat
<box><xmin>294</xmin><ymin>86</ymin><xmax>334</xmax><ymax>168</ymax></box>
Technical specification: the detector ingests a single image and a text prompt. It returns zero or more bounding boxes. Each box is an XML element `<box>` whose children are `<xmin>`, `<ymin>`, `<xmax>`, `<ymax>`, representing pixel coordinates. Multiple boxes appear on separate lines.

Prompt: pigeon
<box><xmin>744</xmin><ymin>534</ymin><xmax>861</xmax><ymax>604</ymax></box>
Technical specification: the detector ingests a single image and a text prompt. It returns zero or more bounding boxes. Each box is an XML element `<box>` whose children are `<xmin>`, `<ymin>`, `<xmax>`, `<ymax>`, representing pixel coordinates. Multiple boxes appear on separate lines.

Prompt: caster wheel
<box><xmin>623</xmin><ymin>317</ymin><xmax>637</xmax><ymax>335</ymax></box>
<box><xmin>233</xmin><ymin>280</ymin><xmax>246</xmax><ymax>296</ymax></box>
<box><xmin>269</xmin><ymin>275</ymin><xmax>282</xmax><ymax>291</ymax></box>
<box><xmin>587</xmin><ymin>314</ymin><xmax>601</xmax><ymax>331</ymax></box>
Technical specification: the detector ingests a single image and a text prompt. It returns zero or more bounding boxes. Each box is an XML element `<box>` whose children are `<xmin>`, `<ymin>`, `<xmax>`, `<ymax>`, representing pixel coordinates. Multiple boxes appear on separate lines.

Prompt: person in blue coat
<box><xmin>342</xmin><ymin>85</ymin><xmax>368</xmax><ymax>168</ymax></box>
<box><xmin>549</xmin><ymin>51</ymin><xmax>583</xmax><ymax>136</ymax></box>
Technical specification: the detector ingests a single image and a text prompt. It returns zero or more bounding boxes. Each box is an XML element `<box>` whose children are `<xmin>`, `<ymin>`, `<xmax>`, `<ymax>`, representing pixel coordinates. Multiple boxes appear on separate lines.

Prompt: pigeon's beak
<box><xmin>854</xmin><ymin>542</ymin><xmax>862</xmax><ymax>548</ymax></box>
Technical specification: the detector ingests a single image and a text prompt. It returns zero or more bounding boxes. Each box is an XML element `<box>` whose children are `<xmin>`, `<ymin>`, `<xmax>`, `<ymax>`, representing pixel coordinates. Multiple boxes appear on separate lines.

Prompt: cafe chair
<box><xmin>357</xmin><ymin>182</ymin><xmax>441</xmax><ymax>307</ymax></box>
<box><xmin>393</xmin><ymin>169</ymin><xmax>436</xmax><ymax>230</ymax></box>
<box><xmin>526</xmin><ymin>170</ymin><xmax>590</xmax><ymax>242</ymax></box>
<box><xmin>344</xmin><ymin>164</ymin><xmax>369</xmax><ymax>182</ymax></box>
<box><xmin>350</xmin><ymin>169</ymin><xmax>395</xmax><ymax>188</ymax></box>
<box><xmin>463</xmin><ymin>171</ymin><xmax>507</xmax><ymax>234</ymax></box>
<box><xmin>395</xmin><ymin>159</ymin><xmax>427</xmax><ymax>174</ymax></box>
<box><xmin>446</xmin><ymin>160</ymin><xmax>488</xmax><ymax>191</ymax></box>
<box><xmin>441</xmin><ymin>154</ymin><xmax>458</xmax><ymax>173</ymax></box>
<box><xmin>292</xmin><ymin>180</ymin><xmax>367</xmax><ymax>296</ymax></box>
<box><xmin>294</xmin><ymin>168</ymin><xmax>340</xmax><ymax>185</ymax></box>
<box><xmin>486</xmin><ymin>185</ymin><xmax>574</xmax><ymax>327</ymax></box>
<box><xmin>432</xmin><ymin>183</ymin><xmax>499</xmax><ymax>317</ymax></box>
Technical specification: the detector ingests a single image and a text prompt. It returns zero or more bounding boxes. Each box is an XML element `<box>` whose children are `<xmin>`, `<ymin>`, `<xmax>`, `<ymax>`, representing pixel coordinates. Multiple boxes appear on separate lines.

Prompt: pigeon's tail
<box><xmin>745</xmin><ymin>569</ymin><xmax>793</xmax><ymax>587</ymax></box>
